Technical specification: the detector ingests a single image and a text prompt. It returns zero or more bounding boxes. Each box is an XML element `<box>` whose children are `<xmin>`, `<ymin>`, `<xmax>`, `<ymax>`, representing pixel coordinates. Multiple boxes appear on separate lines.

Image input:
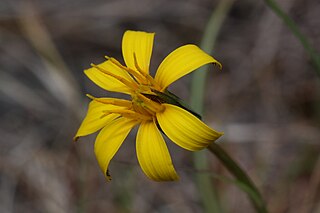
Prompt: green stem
<box><xmin>191</xmin><ymin>0</ymin><xmax>268</xmax><ymax>212</ymax></box>
<box><xmin>208</xmin><ymin>143</ymin><xmax>268</xmax><ymax>213</ymax></box>
<box><xmin>191</xmin><ymin>0</ymin><xmax>234</xmax><ymax>110</ymax></box>
<box><xmin>264</xmin><ymin>0</ymin><xmax>320</xmax><ymax>76</ymax></box>
<box><xmin>191</xmin><ymin>1</ymin><xmax>234</xmax><ymax>213</ymax></box>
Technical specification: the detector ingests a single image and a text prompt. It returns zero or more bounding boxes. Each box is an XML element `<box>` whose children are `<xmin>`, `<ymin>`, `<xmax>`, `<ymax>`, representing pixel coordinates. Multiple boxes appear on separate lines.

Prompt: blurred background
<box><xmin>0</xmin><ymin>0</ymin><xmax>319</xmax><ymax>212</ymax></box>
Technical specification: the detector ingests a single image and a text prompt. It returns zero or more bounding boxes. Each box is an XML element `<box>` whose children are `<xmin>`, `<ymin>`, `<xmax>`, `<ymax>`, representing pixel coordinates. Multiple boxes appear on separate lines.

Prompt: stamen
<box><xmin>104</xmin><ymin>109</ymin><xmax>151</xmax><ymax>120</ymax></box>
<box><xmin>100</xmin><ymin>111</ymin><xmax>112</xmax><ymax>119</ymax></box>
<box><xmin>137</xmin><ymin>93</ymin><xmax>165</xmax><ymax>112</ymax></box>
<box><xmin>91</xmin><ymin>63</ymin><xmax>138</xmax><ymax>90</ymax></box>
<box><xmin>137</xmin><ymin>104</ymin><xmax>156</xmax><ymax>116</ymax></box>
<box><xmin>86</xmin><ymin>94</ymin><xmax>132</xmax><ymax>108</ymax></box>
<box><xmin>133</xmin><ymin>53</ymin><xmax>145</xmax><ymax>74</ymax></box>
<box><xmin>131</xmin><ymin>101</ymin><xmax>154</xmax><ymax>116</ymax></box>
<box><xmin>105</xmin><ymin>56</ymin><xmax>146</xmax><ymax>84</ymax></box>
<box><xmin>86</xmin><ymin>94</ymin><xmax>96</xmax><ymax>100</ymax></box>
<box><xmin>133</xmin><ymin>53</ymin><xmax>161</xmax><ymax>90</ymax></box>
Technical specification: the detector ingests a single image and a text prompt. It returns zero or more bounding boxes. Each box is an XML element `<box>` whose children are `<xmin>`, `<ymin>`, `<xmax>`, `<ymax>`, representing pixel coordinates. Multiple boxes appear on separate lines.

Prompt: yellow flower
<box><xmin>75</xmin><ymin>30</ymin><xmax>223</xmax><ymax>181</ymax></box>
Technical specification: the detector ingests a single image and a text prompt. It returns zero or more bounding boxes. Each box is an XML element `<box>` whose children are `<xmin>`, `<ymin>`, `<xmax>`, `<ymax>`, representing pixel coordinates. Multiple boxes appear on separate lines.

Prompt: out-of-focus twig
<box><xmin>15</xmin><ymin>2</ymin><xmax>83</xmax><ymax>117</ymax></box>
<box><xmin>301</xmin><ymin>156</ymin><xmax>320</xmax><ymax>213</ymax></box>
<box><xmin>0</xmin><ymin>71</ymin><xmax>50</xmax><ymax>112</ymax></box>
<box><xmin>208</xmin><ymin>143</ymin><xmax>268</xmax><ymax>213</ymax></box>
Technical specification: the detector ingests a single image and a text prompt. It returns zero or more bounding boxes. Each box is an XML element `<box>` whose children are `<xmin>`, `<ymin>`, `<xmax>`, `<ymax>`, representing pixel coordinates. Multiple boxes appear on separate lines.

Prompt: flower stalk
<box><xmin>190</xmin><ymin>0</ymin><xmax>268</xmax><ymax>212</ymax></box>
<box><xmin>208</xmin><ymin>143</ymin><xmax>268</xmax><ymax>213</ymax></box>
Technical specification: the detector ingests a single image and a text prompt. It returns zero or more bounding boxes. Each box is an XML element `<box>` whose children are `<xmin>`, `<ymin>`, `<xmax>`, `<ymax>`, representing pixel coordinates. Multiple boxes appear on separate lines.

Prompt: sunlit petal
<box><xmin>157</xmin><ymin>104</ymin><xmax>223</xmax><ymax>151</ymax></box>
<box><xmin>136</xmin><ymin>121</ymin><xmax>179</xmax><ymax>181</ymax></box>
<box><xmin>77</xmin><ymin>31</ymin><xmax>225</xmax><ymax>182</ymax></box>
<box><xmin>94</xmin><ymin>117</ymin><xmax>137</xmax><ymax>181</ymax></box>
<box><xmin>85</xmin><ymin>60</ymin><xmax>133</xmax><ymax>94</ymax></box>
<box><xmin>74</xmin><ymin>99</ymin><xmax>123</xmax><ymax>139</ymax></box>
<box><xmin>122</xmin><ymin>30</ymin><xmax>155</xmax><ymax>74</ymax></box>
<box><xmin>155</xmin><ymin>44</ymin><xmax>221</xmax><ymax>90</ymax></box>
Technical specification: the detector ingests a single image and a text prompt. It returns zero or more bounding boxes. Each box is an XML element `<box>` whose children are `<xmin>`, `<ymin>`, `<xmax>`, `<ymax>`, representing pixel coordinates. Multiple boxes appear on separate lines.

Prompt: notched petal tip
<box><xmin>105</xmin><ymin>169</ymin><xmax>112</xmax><ymax>181</ymax></box>
<box><xmin>155</xmin><ymin>44</ymin><xmax>222</xmax><ymax>89</ymax></box>
<box><xmin>73</xmin><ymin>136</ymin><xmax>79</xmax><ymax>142</ymax></box>
<box><xmin>214</xmin><ymin>60</ymin><xmax>222</xmax><ymax>70</ymax></box>
<box><xmin>150</xmin><ymin>174</ymin><xmax>180</xmax><ymax>182</ymax></box>
<box><xmin>94</xmin><ymin>118</ymin><xmax>137</xmax><ymax>182</ymax></box>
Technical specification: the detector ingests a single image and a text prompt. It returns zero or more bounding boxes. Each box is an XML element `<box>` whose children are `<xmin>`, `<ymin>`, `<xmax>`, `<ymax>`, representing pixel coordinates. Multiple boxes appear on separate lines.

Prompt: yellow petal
<box><xmin>136</xmin><ymin>121</ymin><xmax>179</xmax><ymax>181</ymax></box>
<box><xmin>74</xmin><ymin>99</ymin><xmax>122</xmax><ymax>139</ymax></box>
<box><xmin>156</xmin><ymin>104</ymin><xmax>223</xmax><ymax>151</ymax></box>
<box><xmin>122</xmin><ymin>30</ymin><xmax>155</xmax><ymax>74</ymax></box>
<box><xmin>85</xmin><ymin>60</ymin><xmax>133</xmax><ymax>93</ymax></box>
<box><xmin>155</xmin><ymin>44</ymin><xmax>222</xmax><ymax>90</ymax></box>
<box><xmin>94</xmin><ymin>117</ymin><xmax>137</xmax><ymax>181</ymax></box>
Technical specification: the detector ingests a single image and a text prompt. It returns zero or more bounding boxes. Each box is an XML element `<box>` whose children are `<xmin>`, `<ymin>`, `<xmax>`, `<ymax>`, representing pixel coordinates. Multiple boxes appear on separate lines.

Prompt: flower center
<box><xmin>90</xmin><ymin>55</ymin><xmax>165</xmax><ymax>121</ymax></box>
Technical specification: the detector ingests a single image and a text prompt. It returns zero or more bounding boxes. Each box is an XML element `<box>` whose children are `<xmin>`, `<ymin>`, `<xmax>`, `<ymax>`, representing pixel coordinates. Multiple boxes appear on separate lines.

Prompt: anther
<box><xmin>137</xmin><ymin>94</ymin><xmax>165</xmax><ymax>112</ymax></box>
<box><xmin>133</xmin><ymin>53</ymin><xmax>161</xmax><ymax>90</ymax></box>
<box><xmin>86</xmin><ymin>94</ymin><xmax>96</xmax><ymax>100</ymax></box>
<box><xmin>104</xmin><ymin>109</ymin><xmax>151</xmax><ymax>120</ymax></box>
<box><xmin>86</xmin><ymin>94</ymin><xmax>132</xmax><ymax>108</ymax></box>
<box><xmin>91</xmin><ymin>63</ymin><xmax>138</xmax><ymax>90</ymax></box>
<box><xmin>104</xmin><ymin>56</ymin><xmax>146</xmax><ymax>84</ymax></box>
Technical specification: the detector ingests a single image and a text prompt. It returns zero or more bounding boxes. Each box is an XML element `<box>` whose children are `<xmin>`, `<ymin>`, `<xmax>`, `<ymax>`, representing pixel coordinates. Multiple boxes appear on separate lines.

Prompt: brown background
<box><xmin>0</xmin><ymin>0</ymin><xmax>319</xmax><ymax>212</ymax></box>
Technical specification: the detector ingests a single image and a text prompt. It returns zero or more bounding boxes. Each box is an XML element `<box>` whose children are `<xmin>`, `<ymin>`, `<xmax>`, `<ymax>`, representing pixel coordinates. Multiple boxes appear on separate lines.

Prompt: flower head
<box><xmin>75</xmin><ymin>30</ymin><xmax>223</xmax><ymax>181</ymax></box>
